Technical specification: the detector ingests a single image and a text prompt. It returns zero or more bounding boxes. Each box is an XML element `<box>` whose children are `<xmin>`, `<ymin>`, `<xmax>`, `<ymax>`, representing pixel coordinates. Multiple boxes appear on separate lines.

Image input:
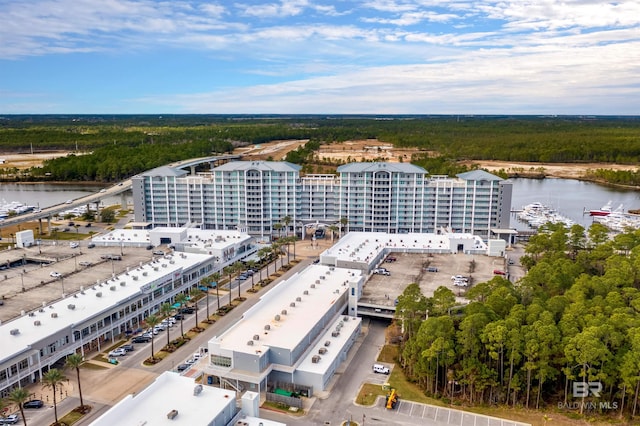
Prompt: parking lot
<box><xmin>360</xmin><ymin>249</ymin><xmax>520</xmax><ymax>308</ymax></box>
<box><xmin>0</xmin><ymin>242</ymin><xmax>168</xmax><ymax>321</ymax></box>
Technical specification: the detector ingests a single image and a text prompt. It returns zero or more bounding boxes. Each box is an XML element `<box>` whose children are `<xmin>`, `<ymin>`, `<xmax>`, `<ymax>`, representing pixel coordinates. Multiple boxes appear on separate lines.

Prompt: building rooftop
<box><xmin>0</xmin><ymin>251</ymin><xmax>211</xmax><ymax>365</ymax></box>
<box><xmin>139</xmin><ymin>165</ymin><xmax>189</xmax><ymax>178</ymax></box>
<box><xmin>88</xmin><ymin>372</ymin><xmax>236</xmax><ymax>426</ymax></box>
<box><xmin>336</xmin><ymin>162</ymin><xmax>426</xmax><ymax>174</ymax></box>
<box><xmin>297</xmin><ymin>314</ymin><xmax>362</xmax><ymax>375</ymax></box>
<box><xmin>214</xmin><ymin>265</ymin><xmax>361</xmax><ymax>355</ymax></box>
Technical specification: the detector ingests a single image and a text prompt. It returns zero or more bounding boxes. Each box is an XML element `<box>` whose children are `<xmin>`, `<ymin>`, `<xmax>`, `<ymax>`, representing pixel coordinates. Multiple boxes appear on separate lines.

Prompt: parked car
<box><xmin>173</xmin><ymin>314</ymin><xmax>184</xmax><ymax>320</ymax></box>
<box><xmin>0</xmin><ymin>414</ymin><xmax>19</xmax><ymax>424</ymax></box>
<box><xmin>385</xmin><ymin>256</ymin><xmax>397</xmax><ymax>262</ymax></box>
<box><xmin>23</xmin><ymin>400</ymin><xmax>44</xmax><ymax>409</ymax></box>
<box><xmin>49</xmin><ymin>271</ymin><xmax>62</xmax><ymax>278</ymax></box>
<box><xmin>87</xmin><ymin>242</ymin><xmax>96</xmax><ymax>248</ymax></box>
<box><xmin>79</xmin><ymin>261</ymin><xmax>93</xmax><ymax>267</ymax></box>
<box><xmin>146</xmin><ymin>245</ymin><xmax>153</xmax><ymax>250</ymax></box>
<box><xmin>131</xmin><ymin>336</ymin><xmax>150</xmax><ymax>343</ymax></box>
<box><xmin>153</xmin><ymin>250</ymin><xmax>165</xmax><ymax>256</ymax></box>
<box><xmin>70</xmin><ymin>242</ymin><xmax>79</xmax><ymax>249</ymax></box>
<box><xmin>425</xmin><ymin>266</ymin><xmax>438</xmax><ymax>272</ymax></box>
<box><xmin>121</xmin><ymin>344</ymin><xmax>135</xmax><ymax>352</ymax></box>
<box><xmin>176</xmin><ymin>364</ymin><xmax>190</xmax><ymax>372</ymax></box>
<box><xmin>180</xmin><ymin>307</ymin><xmax>195</xmax><ymax>314</ymax></box>
<box><xmin>373</xmin><ymin>268</ymin><xmax>390</xmax><ymax>276</ymax></box>
<box><xmin>493</xmin><ymin>269</ymin><xmax>506</xmax><ymax>276</ymax></box>
<box><xmin>108</xmin><ymin>348</ymin><xmax>127</xmax><ymax>357</ymax></box>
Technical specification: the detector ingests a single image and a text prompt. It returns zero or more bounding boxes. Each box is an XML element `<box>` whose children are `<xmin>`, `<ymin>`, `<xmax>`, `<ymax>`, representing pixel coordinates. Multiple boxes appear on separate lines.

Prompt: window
<box><xmin>211</xmin><ymin>355</ymin><xmax>232</xmax><ymax>368</ymax></box>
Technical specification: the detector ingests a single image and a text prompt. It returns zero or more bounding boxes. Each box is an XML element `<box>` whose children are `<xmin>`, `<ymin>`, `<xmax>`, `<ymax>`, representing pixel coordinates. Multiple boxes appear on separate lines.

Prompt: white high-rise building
<box><xmin>132</xmin><ymin>160</ymin><xmax>512</xmax><ymax>240</ymax></box>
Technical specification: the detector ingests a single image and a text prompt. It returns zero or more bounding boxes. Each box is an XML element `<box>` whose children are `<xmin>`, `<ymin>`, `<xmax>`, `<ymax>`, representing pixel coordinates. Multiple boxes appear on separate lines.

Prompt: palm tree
<box><xmin>339</xmin><ymin>217</ymin><xmax>349</xmax><ymax>238</ymax></box>
<box><xmin>174</xmin><ymin>294</ymin><xmax>188</xmax><ymax>336</ymax></box>
<box><xmin>211</xmin><ymin>272</ymin><xmax>221</xmax><ymax>316</ymax></box>
<box><xmin>271</xmin><ymin>242</ymin><xmax>282</xmax><ymax>270</ymax></box>
<box><xmin>8</xmin><ymin>387</ymin><xmax>29</xmax><ymax>426</ymax></box>
<box><xmin>42</xmin><ymin>368</ymin><xmax>66</xmax><ymax>424</ymax></box>
<box><xmin>65</xmin><ymin>353</ymin><xmax>86</xmax><ymax>411</ymax></box>
<box><xmin>223</xmin><ymin>266</ymin><xmax>234</xmax><ymax>307</ymax></box>
<box><xmin>189</xmin><ymin>287</ymin><xmax>203</xmax><ymax>329</ymax></box>
<box><xmin>246</xmin><ymin>260</ymin><xmax>258</xmax><ymax>291</ymax></box>
<box><xmin>159</xmin><ymin>302</ymin><xmax>173</xmax><ymax>348</ymax></box>
<box><xmin>145</xmin><ymin>314</ymin><xmax>160</xmax><ymax>361</ymax></box>
<box><xmin>273</xmin><ymin>223</ymin><xmax>283</xmax><ymax>239</ymax></box>
<box><xmin>328</xmin><ymin>224</ymin><xmax>339</xmax><ymax>242</ymax></box>
<box><xmin>282</xmin><ymin>215</ymin><xmax>292</xmax><ymax>236</ymax></box>
<box><xmin>233</xmin><ymin>261</ymin><xmax>244</xmax><ymax>301</ymax></box>
<box><xmin>258</xmin><ymin>247</ymin><xmax>271</xmax><ymax>277</ymax></box>
<box><xmin>200</xmin><ymin>275</ymin><xmax>213</xmax><ymax>321</ymax></box>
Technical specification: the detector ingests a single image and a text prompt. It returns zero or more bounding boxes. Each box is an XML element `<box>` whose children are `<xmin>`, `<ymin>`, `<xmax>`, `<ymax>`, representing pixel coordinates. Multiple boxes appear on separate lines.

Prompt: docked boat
<box><xmin>589</xmin><ymin>201</ymin><xmax>613</xmax><ymax>216</ymax></box>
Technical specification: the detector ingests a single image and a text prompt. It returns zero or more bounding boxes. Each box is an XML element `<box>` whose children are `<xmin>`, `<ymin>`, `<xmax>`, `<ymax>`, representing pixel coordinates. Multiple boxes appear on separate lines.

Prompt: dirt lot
<box><xmin>238</xmin><ymin>139</ymin><xmax>636</xmax><ymax>180</ymax></box>
<box><xmin>0</xmin><ymin>151</ymin><xmax>71</xmax><ymax>169</ymax></box>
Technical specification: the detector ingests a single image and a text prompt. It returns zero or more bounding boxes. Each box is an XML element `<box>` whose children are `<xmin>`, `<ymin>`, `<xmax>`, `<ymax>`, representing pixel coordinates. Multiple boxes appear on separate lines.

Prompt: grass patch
<box><xmin>261</xmin><ymin>401</ymin><xmax>305</xmax><ymax>417</ymax></box>
<box><xmin>378</xmin><ymin>344</ymin><xmax>399</xmax><ymax>363</ymax></box>
<box><xmin>56</xmin><ymin>405</ymin><xmax>90</xmax><ymax>425</ymax></box>
<box><xmin>79</xmin><ymin>362</ymin><xmax>108</xmax><ymax>370</ymax></box>
<box><xmin>356</xmin><ymin>383</ymin><xmax>385</xmax><ymax>406</ymax></box>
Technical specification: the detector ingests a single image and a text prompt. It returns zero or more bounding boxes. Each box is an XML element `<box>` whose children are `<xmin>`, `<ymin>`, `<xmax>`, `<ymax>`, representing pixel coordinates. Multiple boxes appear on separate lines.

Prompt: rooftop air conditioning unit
<box><xmin>167</xmin><ymin>410</ymin><xmax>178</xmax><ymax>420</ymax></box>
<box><xmin>319</xmin><ymin>347</ymin><xmax>327</xmax><ymax>354</ymax></box>
<box><xmin>39</xmin><ymin>308</ymin><xmax>44</xmax><ymax>313</ymax></box>
<box><xmin>110</xmin><ymin>286</ymin><xmax>116</xmax><ymax>291</ymax></box>
<box><xmin>120</xmin><ymin>282</ymin><xmax>126</xmax><ymax>287</ymax></box>
<box><xmin>162</xmin><ymin>264</ymin><xmax>167</xmax><ymax>268</ymax></box>
<box><xmin>28</xmin><ymin>312</ymin><xmax>35</xmax><ymax>317</ymax></box>
<box><xmin>193</xmin><ymin>385</ymin><xmax>203</xmax><ymax>396</ymax></box>
<box><xmin>34</xmin><ymin>321</ymin><xmax>41</xmax><ymax>326</ymax></box>
<box><xmin>247</xmin><ymin>340</ymin><xmax>254</xmax><ymax>346</ymax></box>
<box><xmin>154</xmin><ymin>267</ymin><xmax>159</xmax><ymax>271</ymax></box>
<box><xmin>315</xmin><ymin>280</ymin><xmax>320</xmax><ymax>284</ymax></box>
<box><xmin>281</xmin><ymin>309</ymin><xmax>287</xmax><ymax>315</ymax></box>
<box><xmin>133</xmin><ymin>276</ymin><xmax>138</xmax><ymax>280</ymax></box>
<box><xmin>320</xmin><ymin>276</ymin><xmax>325</xmax><ymax>280</ymax></box>
<box><xmin>303</xmin><ymin>290</ymin><xmax>309</xmax><ymax>295</ymax></box>
<box><xmin>265</xmin><ymin>324</ymin><xmax>272</xmax><ymax>330</ymax></box>
<box><xmin>310</xmin><ymin>284</ymin><xmax>315</xmax><ymax>288</ymax></box>
<box><xmin>170</xmin><ymin>260</ymin><xmax>175</xmax><ymax>264</ymax></box>
<box><xmin>311</xmin><ymin>355</ymin><xmax>321</xmax><ymax>363</ymax></box>
<box><xmin>51</xmin><ymin>313</ymin><xmax>58</xmax><ymax>318</ymax></box>
<box><xmin>331</xmin><ymin>331</ymin><xmax>340</xmax><ymax>337</ymax></box>
<box><xmin>290</xmin><ymin>302</ymin><xmax>295</xmax><ymax>307</ymax></box>
<box><xmin>253</xmin><ymin>334</ymin><xmax>260</xmax><ymax>341</ymax></box>
<box><xmin>324</xmin><ymin>340</ymin><xmax>331</xmax><ymax>347</ymax></box>
<box><xmin>96</xmin><ymin>292</ymin><xmax>102</xmax><ymax>297</ymax></box>
<box><xmin>330</xmin><ymin>267</ymin><xmax>335</xmax><ymax>271</ymax></box>
<box><xmin>143</xmin><ymin>272</ymin><xmax>148</xmax><ymax>276</ymax></box>
<box><xmin>10</xmin><ymin>329</ymin><xmax>20</xmax><ymax>335</ymax></box>
<box><xmin>68</xmin><ymin>304</ymin><xmax>76</xmax><ymax>310</ymax></box>
<box><xmin>343</xmin><ymin>317</ymin><xmax>349</xmax><ymax>322</ymax></box>
<box><xmin>296</xmin><ymin>297</ymin><xmax>302</xmax><ymax>302</ymax></box>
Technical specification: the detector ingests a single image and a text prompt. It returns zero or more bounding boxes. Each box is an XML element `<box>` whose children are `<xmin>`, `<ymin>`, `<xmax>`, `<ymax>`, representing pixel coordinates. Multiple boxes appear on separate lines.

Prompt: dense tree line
<box><xmin>1</xmin><ymin>115</ymin><xmax>640</xmax><ymax>182</ymax></box>
<box><xmin>396</xmin><ymin>222</ymin><xmax>640</xmax><ymax>419</ymax></box>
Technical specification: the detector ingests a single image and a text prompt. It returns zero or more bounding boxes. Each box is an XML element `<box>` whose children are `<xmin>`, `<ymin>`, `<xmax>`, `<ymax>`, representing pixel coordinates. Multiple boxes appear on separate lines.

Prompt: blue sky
<box><xmin>1</xmin><ymin>0</ymin><xmax>639</xmax><ymax>114</ymax></box>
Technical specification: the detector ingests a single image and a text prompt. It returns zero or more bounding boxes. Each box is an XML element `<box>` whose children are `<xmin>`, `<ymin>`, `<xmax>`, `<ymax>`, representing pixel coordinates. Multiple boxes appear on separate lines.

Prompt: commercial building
<box><xmin>205</xmin><ymin>264</ymin><xmax>364</xmax><ymax>398</ymax></box>
<box><xmin>0</xmin><ymin>228</ymin><xmax>256</xmax><ymax>398</ymax></box>
<box><xmin>132</xmin><ymin>161</ymin><xmax>512</xmax><ymax>240</ymax></box>
<box><xmin>89</xmin><ymin>372</ymin><xmax>285</xmax><ymax>426</ymax></box>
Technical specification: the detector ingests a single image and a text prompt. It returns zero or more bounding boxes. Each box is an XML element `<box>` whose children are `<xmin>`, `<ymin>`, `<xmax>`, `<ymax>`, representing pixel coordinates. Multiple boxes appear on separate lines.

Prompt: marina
<box><xmin>516</xmin><ymin>202</ymin><xmax>575</xmax><ymax>229</ymax></box>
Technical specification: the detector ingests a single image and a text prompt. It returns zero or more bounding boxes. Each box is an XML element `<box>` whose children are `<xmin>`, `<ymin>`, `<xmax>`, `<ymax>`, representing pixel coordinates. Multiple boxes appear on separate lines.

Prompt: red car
<box><xmin>493</xmin><ymin>269</ymin><xmax>506</xmax><ymax>276</ymax></box>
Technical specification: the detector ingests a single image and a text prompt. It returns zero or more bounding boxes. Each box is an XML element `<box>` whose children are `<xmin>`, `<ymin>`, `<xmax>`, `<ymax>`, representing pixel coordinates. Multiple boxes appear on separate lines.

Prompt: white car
<box><xmin>49</xmin><ymin>271</ymin><xmax>62</xmax><ymax>278</ymax></box>
<box><xmin>108</xmin><ymin>348</ymin><xmax>127</xmax><ymax>357</ymax></box>
<box><xmin>373</xmin><ymin>268</ymin><xmax>390</xmax><ymax>276</ymax></box>
<box><xmin>70</xmin><ymin>242</ymin><xmax>79</xmax><ymax>249</ymax></box>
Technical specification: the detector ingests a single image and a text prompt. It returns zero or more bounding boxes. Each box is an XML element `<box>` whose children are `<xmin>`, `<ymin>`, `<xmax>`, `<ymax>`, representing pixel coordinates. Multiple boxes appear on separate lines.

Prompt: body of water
<box><xmin>0</xmin><ymin>183</ymin><xmax>130</xmax><ymax>210</ymax></box>
<box><xmin>510</xmin><ymin>178</ymin><xmax>640</xmax><ymax>230</ymax></box>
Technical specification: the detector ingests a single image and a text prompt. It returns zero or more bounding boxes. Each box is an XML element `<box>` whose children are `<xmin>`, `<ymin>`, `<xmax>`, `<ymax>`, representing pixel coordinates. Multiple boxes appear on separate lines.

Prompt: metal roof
<box><xmin>337</xmin><ymin>162</ymin><xmax>426</xmax><ymax>174</ymax></box>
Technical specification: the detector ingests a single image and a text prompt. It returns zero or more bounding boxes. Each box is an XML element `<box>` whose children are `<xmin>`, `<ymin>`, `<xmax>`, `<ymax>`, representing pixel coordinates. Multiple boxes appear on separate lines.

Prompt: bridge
<box><xmin>0</xmin><ymin>154</ymin><xmax>242</xmax><ymax>233</ymax></box>
<box><xmin>357</xmin><ymin>302</ymin><xmax>395</xmax><ymax>320</ymax></box>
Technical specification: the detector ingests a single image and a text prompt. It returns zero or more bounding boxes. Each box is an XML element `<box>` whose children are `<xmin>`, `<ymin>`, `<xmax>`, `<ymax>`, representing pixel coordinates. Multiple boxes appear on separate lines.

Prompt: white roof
<box><xmin>89</xmin><ymin>372</ymin><xmax>235</xmax><ymax>426</ymax></box>
<box><xmin>321</xmin><ymin>232</ymin><xmax>487</xmax><ymax>266</ymax></box>
<box><xmin>214</xmin><ymin>265</ymin><xmax>361</xmax><ymax>355</ymax></box>
<box><xmin>0</xmin><ymin>252</ymin><xmax>211</xmax><ymax>365</ymax></box>
<box><xmin>181</xmin><ymin>229</ymin><xmax>253</xmax><ymax>251</ymax></box>
<box><xmin>297</xmin><ymin>315</ymin><xmax>362</xmax><ymax>374</ymax></box>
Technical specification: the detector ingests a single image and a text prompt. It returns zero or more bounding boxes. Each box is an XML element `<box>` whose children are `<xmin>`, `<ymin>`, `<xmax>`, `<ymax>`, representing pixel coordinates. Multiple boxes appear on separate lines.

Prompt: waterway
<box><xmin>1</xmin><ymin>179</ymin><xmax>640</xmax><ymax>230</ymax></box>
<box><xmin>0</xmin><ymin>183</ymin><xmax>131</xmax><ymax>210</ymax></box>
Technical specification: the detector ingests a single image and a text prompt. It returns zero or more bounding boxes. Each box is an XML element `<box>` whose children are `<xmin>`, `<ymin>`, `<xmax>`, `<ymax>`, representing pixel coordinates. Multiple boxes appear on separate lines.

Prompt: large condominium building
<box><xmin>132</xmin><ymin>160</ymin><xmax>512</xmax><ymax>240</ymax></box>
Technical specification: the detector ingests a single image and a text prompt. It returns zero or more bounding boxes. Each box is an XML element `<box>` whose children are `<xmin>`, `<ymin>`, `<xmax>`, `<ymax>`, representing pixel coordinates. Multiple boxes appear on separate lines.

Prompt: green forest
<box><xmin>395</xmin><ymin>221</ymin><xmax>640</xmax><ymax>420</ymax></box>
<box><xmin>1</xmin><ymin>115</ymin><xmax>639</xmax><ymax>183</ymax></box>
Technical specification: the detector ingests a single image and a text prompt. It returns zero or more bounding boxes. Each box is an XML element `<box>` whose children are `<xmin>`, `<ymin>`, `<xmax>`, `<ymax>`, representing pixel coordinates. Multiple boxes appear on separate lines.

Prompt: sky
<box><xmin>1</xmin><ymin>0</ymin><xmax>639</xmax><ymax>115</ymax></box>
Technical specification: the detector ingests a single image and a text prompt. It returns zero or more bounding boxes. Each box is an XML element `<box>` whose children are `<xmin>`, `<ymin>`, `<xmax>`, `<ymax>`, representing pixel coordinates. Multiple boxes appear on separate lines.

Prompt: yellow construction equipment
<box><xmin>386</xmin><ymin>388</ymin><xmax>398</xmax><ymax>409</ymax></box>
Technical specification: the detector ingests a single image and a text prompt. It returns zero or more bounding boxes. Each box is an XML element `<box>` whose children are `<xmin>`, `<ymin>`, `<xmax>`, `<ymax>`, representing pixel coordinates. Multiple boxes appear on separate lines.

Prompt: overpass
<box><xmin>357</xmin><ymin>302</ymin><xmax>395</xmax><ymax>320</ymax></box>
<box><xmin>0</xmin><ymin>154</ymin><xmax>242</xmax><ymax>233</ymax></box>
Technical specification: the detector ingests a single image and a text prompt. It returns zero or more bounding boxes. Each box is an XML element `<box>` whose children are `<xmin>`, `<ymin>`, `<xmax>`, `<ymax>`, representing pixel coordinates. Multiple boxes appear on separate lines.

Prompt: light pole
<box><xmin>20</xmin><ymin>273</ymin><xmax>25</xmax><ymax>292</ymax></box>
<box><xmin>59</xmin><ymin>276</ymin><xmax>65</xmax><ymax>297</ymax></box>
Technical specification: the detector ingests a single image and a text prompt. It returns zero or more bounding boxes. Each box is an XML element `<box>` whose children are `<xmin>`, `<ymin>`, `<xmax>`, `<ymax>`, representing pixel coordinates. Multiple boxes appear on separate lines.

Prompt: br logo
<box><xmin>573</xmin><ymin>381</ymin><xmax>602</xmax><ymax>398</ymax></box>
